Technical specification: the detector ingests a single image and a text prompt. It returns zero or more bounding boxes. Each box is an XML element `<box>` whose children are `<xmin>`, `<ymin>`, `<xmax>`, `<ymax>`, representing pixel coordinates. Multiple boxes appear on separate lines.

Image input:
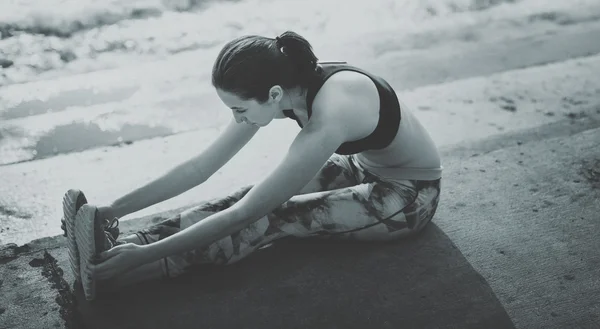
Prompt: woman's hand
<box><xmin>89</xmin><ymin>243</ymin><xmax>150</xmax><ymax>280</ymax></box>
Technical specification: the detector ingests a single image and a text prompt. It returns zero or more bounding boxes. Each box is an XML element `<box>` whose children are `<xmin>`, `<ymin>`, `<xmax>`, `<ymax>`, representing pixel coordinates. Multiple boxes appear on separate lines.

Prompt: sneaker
<box><xmin>62</xmin><ymin>189</ymin><xmax>89</xmax><ymax>282</ymax></box>
<box><xmin>75</xmin><ymin>204</ymin><xmax>122</xmax><ymax>301</ymax></box>
<box><xmin>62</xmin><ymin>190</ymin><xmax>120</xmax><ymax>283</ymax></box>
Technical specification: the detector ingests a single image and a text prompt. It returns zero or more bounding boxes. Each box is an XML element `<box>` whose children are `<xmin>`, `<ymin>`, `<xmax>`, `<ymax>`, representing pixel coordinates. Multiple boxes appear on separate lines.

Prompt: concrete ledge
<box><xmin>0</xmin><ymin>246</ymin><xmax>76</xmax><ymax>328</ymax></box>
<box><xmin>2</xmin><ymin>117</ymin><xmax>599</xmax><ymax>329</ymax></box>
<box><xmin>1</xmin><ymin>226</ymin><xmax>516</xmax><ymax>329</ymax></box>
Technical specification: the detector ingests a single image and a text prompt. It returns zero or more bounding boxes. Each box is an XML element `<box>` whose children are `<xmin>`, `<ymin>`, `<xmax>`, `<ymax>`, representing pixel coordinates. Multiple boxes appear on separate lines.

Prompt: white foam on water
<box><xmin>2</xmin><ymin>0</ymin><xmax>599</xmax><ymax>86</ymax></box>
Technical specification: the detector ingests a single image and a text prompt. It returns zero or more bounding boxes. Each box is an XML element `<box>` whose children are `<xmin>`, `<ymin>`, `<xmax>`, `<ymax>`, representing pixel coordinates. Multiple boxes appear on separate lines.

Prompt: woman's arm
<box><xmin>138</xmin><ymin>74</ymin><xmax>377</xmax><ymax>262</ymax></box>
<box><xmin>142</xmin><ymin>112</ymin><xmax>348</xmax><ymax>261</ymax></box>
<box><xmin>110</xmin><ymin>119</ymin><xmax>259</xmax><ymax>218</ymax></box>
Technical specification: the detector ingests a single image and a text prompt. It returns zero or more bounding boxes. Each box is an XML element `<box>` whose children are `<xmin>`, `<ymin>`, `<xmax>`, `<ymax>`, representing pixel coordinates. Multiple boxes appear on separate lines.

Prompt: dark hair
<box><xmin>211</xmin><ymin>31</ymin><xmax>319</xmax><ymax>103</ymax></box>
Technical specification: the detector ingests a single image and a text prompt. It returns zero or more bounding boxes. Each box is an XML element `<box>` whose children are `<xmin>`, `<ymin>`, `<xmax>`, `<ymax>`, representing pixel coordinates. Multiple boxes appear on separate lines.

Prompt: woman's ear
<box><xmin>268</xmin><ymin>85</ymin><xmax>284</xmax><ymax>102</ymax></box>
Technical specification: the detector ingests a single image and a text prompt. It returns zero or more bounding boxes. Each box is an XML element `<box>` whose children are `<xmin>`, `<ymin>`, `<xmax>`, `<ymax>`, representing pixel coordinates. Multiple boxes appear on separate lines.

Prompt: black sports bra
<box><xmin>283</xmin><ymin>62</ymin><xmax>401</xmax><ymax>155</ymax></box>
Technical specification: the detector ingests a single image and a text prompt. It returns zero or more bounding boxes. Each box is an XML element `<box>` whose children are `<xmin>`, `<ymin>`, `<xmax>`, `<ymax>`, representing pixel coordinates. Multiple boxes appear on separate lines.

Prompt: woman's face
<box><xmin>216</xmin><ymin>88</ymin><xmax>282</xmax><ymax>127</ymax></box>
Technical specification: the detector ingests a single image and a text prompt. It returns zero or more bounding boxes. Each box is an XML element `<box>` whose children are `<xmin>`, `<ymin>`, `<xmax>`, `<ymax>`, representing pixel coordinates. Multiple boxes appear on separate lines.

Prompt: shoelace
<box><xmin>103</xmin><ymin>217</ymin><xmax>121</xmax><ymax>245</ymax></box>
<box><xmin>104</xmin><ymin>217</ymin><xmax>119</xmax><ymax>231</ymax></box>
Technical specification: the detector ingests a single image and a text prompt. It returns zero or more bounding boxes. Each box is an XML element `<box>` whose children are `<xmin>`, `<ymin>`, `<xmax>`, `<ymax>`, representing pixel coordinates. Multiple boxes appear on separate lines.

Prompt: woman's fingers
<box><xmin>89</xmin><ymin>249</ymin><xmax>121</xmax><ymax>278</ymax></box>
<box><xmin>87</xmin><ymin>243</ymin><xmax>138</xmax><ymax>280</ymax></box>
<box><xmin>99</xmin><ymin>245</ymin><xmax>123</xmax><ymax>260</ymax></box>
<box><xmin>99</xmin><ymin>242</ymin><xmax>135</xmax><ymax>260</ymax></box>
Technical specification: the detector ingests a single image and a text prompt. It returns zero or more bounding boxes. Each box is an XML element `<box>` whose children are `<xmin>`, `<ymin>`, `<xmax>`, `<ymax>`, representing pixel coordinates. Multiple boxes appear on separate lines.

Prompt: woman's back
<box><xmin>289</xmin><ymin>61</ymin><xmax>443</xmax><ymax>181</ymax></box>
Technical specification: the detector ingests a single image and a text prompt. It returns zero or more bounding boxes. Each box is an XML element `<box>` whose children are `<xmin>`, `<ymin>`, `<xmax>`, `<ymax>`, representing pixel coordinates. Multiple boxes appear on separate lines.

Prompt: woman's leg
<box><xmin>145</xmin><ymin>176</ymin><xmax>440</xmax><ymax>273</ymax></box>
<box><xmin>100</xmin><ymin>176</ymin><xmax>441</xmax><ymax>294</ymax></box>
<box><xmin>263</xmin><ymin>178</ymin><xmax>441</xmax><ymax>242</ymax></box>
<box><xmin>97</xmin><ymin>155</ymin><xmax>361</xmax><ymax>291</ymax></box>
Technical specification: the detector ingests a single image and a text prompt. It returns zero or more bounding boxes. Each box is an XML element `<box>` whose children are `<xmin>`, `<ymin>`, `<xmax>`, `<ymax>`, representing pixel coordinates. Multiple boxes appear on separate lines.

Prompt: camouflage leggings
<box><xmin>135</xmin><ymin>154</ymin><xmax>441</xmax><ymax>278</ymax></box>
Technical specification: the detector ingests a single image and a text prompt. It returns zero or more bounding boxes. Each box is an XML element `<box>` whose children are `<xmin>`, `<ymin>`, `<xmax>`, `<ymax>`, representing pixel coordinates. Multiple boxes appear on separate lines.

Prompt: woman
<box><xmin>62</xmin><ymin>31</ymin><xmax>443</xmax><ymax>301</ymax></box>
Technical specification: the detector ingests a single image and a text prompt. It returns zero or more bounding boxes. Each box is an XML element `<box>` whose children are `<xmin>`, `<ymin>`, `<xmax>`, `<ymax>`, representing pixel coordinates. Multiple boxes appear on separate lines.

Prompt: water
<box><xmin>2</xmin><ymin>0</ymin><xmax>599</xmax><ymax>87</ymax></box>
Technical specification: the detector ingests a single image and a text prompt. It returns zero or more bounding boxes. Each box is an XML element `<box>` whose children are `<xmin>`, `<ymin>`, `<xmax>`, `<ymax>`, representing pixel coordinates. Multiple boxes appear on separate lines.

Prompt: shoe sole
<box><xmin>62</xmin><ymin>189</ymin><xmax>88</xmax><ymax>282</ymax></box>
<box><xmin>75</xmin><ymin>204</ymin><xmax>99</xmax><ymax>301</ymax></box>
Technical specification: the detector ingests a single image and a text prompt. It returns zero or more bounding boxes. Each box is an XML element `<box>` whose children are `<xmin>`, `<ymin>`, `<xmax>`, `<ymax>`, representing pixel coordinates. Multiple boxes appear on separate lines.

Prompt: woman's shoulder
<box><xmin>310</xmin><ymin>70</ymin><xmax>380</xmax><ymax>139</ymax></box>
<box><xmin>313</xmin><ymin>70</ymin><xmax>379</xmax><ymax>113</ymax></box>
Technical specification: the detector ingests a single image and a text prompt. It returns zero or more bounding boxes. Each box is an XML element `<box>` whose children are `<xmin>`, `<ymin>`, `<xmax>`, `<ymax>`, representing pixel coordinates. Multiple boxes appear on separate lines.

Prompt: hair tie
<box><xmin>275</xmin><ymin>36</ymin><xmax>286</xmax><ymax>55</ymax></box>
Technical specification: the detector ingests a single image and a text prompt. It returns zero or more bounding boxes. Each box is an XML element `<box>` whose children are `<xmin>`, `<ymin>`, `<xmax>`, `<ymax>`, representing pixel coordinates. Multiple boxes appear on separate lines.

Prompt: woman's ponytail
<box><xmin>275</xmin><ymin>31</ymin><xmax>318</xmax><ymax>82</ymax></box>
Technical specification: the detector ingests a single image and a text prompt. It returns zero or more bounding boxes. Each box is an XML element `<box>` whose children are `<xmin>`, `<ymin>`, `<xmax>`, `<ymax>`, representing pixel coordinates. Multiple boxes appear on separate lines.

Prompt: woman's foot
<box><xmin>62</xmin><ymin>190</ymin><xmax>120</xmax><ymax>284</ymax></box>
<box><xmin>75</xmin><ymin>203</ymin><xmax>122</xmax><ymax>301</ymax></box>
